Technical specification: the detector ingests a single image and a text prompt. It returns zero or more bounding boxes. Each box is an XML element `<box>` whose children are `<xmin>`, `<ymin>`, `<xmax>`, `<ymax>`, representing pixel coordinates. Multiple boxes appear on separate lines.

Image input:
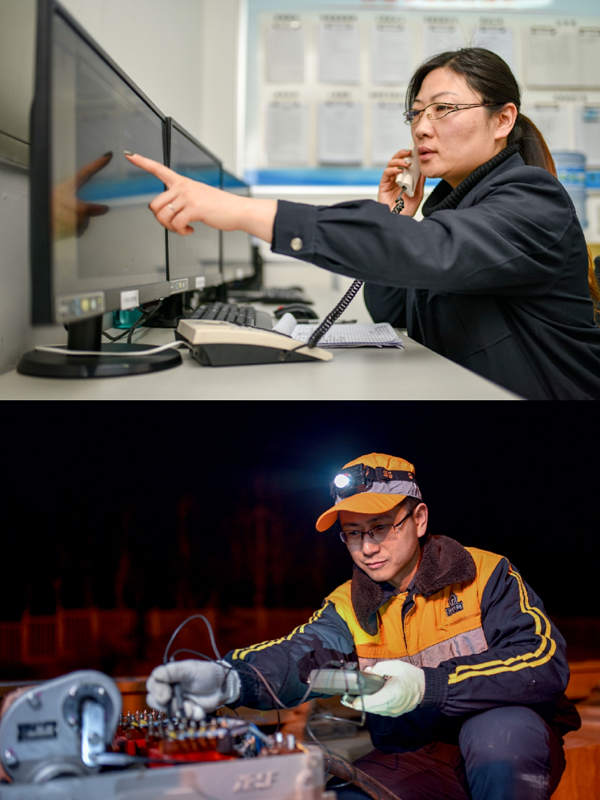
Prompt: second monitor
<box><xmin>147</xmin><ymin>118</ymin><xmax>223</xmax><ymax>327</ymax></box>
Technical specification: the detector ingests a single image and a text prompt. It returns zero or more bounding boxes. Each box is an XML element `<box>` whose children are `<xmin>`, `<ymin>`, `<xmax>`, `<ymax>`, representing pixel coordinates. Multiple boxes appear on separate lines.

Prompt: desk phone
<box><xmin>176</xmin><ymin>319</ymin><xmax>332</xmax><ymax>367</ymax></box>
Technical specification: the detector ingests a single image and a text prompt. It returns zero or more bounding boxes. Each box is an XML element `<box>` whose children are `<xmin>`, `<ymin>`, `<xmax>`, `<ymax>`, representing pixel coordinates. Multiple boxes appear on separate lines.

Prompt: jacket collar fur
<box><xmin>350</xmin><ymin>534</ymin><xmax>477</xmax><ymax>635</ymax></box>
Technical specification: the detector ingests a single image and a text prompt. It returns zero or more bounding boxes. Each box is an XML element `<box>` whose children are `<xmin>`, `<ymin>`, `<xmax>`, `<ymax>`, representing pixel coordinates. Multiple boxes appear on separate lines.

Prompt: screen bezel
<box><xmin>221</xmin><ymin>169</ymin><xmax>254</xmax><ymax>285</ymax></box>
<box><xmin>30</xmin><ymin>0</ymin><xmax>171</xmax><ymax>325</ymax></box>
<box><xmin>165</xmin><ymin>117</ymin><xmax>223</xmax><ymax>290</ymax></box>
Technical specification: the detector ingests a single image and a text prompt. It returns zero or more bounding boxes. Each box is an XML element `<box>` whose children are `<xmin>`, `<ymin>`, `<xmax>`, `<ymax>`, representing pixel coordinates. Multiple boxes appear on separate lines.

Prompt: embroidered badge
<box><xmin>445</xmin><ymin>593</ymin><xmax>464</xmax><ymax>617</ymax></box>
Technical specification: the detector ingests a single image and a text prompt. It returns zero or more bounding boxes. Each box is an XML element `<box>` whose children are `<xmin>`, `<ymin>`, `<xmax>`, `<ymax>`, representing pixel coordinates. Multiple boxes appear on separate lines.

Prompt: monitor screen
<box><xmin>166</xmin><ymin>118</ymin><xmax>222</xmax><ymax>290</ymax></box>
<box><xmin>221</xmin><ymin>172</ymin><xmax>254</xmax><ymax>284</ymax></box>
<box><xmin>20</xmin><ymin>0</ymin><xmax>180</xmax><ymax>377</ymax></box>
<box><xmin>30</xmin><ymin>0</ymin><xmax>170</xmax><ymax>328</ymax></box>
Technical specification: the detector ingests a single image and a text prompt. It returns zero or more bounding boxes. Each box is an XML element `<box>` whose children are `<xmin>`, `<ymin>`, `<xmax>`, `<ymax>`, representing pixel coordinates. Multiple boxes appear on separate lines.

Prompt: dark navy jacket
<box><xmin>226</xmin><ymin>536</ymin><xmax>580</xmax><ymax>752</ymax></box>
<box><xmin>271</xmin><ymin>152</ymin><xmax>600</xmax><ymax>399</ymax></box>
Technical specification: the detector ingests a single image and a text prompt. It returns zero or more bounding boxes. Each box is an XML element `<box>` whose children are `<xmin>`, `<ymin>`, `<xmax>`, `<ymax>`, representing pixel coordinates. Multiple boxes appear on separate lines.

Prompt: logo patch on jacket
<box><xmin>445</xmin><ymin>593</ymin><xmax>464</xmax><ymax>617</ymax></box>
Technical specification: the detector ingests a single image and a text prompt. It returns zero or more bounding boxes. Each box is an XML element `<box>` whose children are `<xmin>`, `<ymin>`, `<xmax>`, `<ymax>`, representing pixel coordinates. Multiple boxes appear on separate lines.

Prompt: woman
<box><xmin>126</xmin><ymin>48</ymin><xmax>600</xmax><ymax>399</ymax></box>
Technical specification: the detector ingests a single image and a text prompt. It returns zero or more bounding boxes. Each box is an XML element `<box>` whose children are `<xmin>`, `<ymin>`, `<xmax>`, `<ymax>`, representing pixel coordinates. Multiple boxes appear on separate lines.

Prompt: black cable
<box><xmin>168</xmin><ymin>648</ymin><xmax>217</xmax><ymax>662</ymax></box>
<box><xmin>101</xmin><ymin>308</ymin><xmax>153</xmax><ymax>343</ymax></box>
<box><xmin>101</xmin><ymin>299</ymin><xmax>165</xmax><ymax>343</ymax></box>
<box><xmin>161</xmin><ymin>617</ymin><xmax>237</xmax><ymax>718</ymax></box>
<box><xmin>126</xmin><ymin>301</ymin><xmax>164</xmax><ymax>345</ymax></box>
<box><xmin>162</xmin><ymin>614</ymin><xmax>222</xmax><ymax>664</ymax></box>
<box><xmin>241</xmin><ymin>662</ymin><xmax>300</xmax><ymax>709</ymax></box>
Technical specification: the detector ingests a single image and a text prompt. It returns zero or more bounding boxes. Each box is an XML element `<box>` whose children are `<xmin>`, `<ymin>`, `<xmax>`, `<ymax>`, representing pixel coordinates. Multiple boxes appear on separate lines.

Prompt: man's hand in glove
<box><xmin>146</xmin><ymin>659</ymin><xmax>240</xmax><ymax>720</ymax></box>
<box><xmin>341</xmin><ymin>660</ymin><xmax>425</xmax><ymax>716</ymax></box>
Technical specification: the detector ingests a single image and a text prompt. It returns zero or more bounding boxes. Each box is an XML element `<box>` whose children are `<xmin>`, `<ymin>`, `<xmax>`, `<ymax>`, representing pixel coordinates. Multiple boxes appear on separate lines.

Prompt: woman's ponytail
<box><xmin>508</xmin><ymin>113</ymin><xmax>556</xmax><ymax>175</ymax></box>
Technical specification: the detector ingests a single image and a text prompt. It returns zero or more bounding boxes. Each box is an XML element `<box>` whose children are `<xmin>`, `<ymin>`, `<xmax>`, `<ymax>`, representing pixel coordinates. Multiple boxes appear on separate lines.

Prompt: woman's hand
<box><xmin>378</xmin><ymin>149</ymin><xmax>425</xmax><ymax>217</ymax></box>
<box><xmin>124</xmin><ymin>153</ymin><xmax>276</xmax><ymax>242</ymax></box>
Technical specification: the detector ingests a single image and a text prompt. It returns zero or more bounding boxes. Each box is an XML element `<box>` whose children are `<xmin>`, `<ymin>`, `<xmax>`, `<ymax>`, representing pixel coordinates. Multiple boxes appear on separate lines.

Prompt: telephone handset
<box><xmin>395</xmin><ymin>149</ymin><xmax>420</xmax><ymax>197</ymax></box>
<box><xmin>307</xmin><ymin>149</ymin><xmax>419</xmax><ymax>348</ymax></box>
<box><xmin>392</xmin><ymin>149</ymin><xmax>420</xmax><ymax>214</ymax></box>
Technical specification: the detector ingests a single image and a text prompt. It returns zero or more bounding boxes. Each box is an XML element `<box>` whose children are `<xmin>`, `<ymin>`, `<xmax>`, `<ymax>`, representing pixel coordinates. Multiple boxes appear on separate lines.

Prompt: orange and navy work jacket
<box><xmin>228</xmin><ymin>535</ymin><xmax>579</xmax><ymax>749</ymax></box>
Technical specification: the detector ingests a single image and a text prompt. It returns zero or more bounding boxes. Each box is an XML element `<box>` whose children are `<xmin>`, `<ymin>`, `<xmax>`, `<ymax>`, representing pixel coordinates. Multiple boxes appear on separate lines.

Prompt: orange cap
<box><xmin>315</xmin><ymin>452</ymin><xmax>421</xmax><ymax>532</ymax></box>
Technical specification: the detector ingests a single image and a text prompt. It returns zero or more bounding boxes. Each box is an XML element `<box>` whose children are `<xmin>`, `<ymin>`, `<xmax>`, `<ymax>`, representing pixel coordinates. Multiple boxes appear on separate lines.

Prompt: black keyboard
<box><xmin>228</xmin><ymin>287</ymin><xmax>314</xmax><ymax>305</ymax></box>
<box><xmin>189</xmin><ymin>301</ymin><xmax>273</xmax><ymax>330</ymax></box>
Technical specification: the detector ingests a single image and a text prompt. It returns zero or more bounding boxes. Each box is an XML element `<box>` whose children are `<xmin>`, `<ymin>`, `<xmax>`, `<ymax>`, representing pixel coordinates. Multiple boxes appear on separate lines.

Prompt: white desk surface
<box><xmin>0</xmin><ymin>263</ymin><xmax>519</xmax><ymax>401</ymax></box>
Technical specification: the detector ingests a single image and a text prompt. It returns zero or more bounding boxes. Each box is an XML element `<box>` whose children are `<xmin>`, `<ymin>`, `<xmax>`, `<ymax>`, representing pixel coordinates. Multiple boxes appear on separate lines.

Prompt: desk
<box><xmin>0</xmin><ymin>264</ymin><xmax>519</xmax><ymax>400</ymax></box>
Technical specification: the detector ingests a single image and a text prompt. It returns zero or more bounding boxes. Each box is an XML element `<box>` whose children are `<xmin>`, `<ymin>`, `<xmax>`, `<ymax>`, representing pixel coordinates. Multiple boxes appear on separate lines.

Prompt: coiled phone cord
<box><xmin>306</xmin><ymin>279</ymin><xmax>364</xmax><ymax>348</ymax></box>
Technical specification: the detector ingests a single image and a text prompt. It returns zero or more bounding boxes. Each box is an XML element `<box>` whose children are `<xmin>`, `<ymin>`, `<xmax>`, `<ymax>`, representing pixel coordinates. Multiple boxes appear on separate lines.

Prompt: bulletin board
<box><xmin>239</xmin><ymin>0</ymin><xmax>600</xmax><ymax>189</ymax></box>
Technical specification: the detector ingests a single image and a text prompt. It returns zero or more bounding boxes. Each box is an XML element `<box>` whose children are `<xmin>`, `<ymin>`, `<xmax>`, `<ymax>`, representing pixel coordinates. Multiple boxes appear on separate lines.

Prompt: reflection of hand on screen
<box><xmin>52</xmin><ymin>151</ymin><xmax>113</xmax><ymax>239</ymax></box>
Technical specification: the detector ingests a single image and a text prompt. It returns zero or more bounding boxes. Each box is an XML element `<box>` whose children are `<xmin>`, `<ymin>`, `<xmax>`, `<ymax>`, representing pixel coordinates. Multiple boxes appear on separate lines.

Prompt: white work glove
<box><xmin>146</xmin><ymin>659</ymin><xmax>241</xmax><ymax>720</ymax></box>
<box><xmin>341</xmin><ymin>660</ymin><xmax>425</xmax><ymax>717</ymax></box>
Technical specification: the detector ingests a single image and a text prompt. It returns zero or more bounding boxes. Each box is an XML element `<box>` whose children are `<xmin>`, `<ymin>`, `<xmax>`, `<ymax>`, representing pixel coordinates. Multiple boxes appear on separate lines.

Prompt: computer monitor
<box><xmin>18</xmin><ymin>0</ymin><xmax>181</xmax><ymax>377</ymax></box>
<box><xmin>145</xmin><ymin>117</ymin><xmax>223</xmax><ymax>327</ymax></box>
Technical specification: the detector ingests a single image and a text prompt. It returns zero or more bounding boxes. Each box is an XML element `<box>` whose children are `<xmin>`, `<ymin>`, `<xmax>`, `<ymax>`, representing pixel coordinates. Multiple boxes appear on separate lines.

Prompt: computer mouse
<box><xmin>274</xmin><ymin>304</ymin><xmax>320</xmax><ymax>320</ymax></box>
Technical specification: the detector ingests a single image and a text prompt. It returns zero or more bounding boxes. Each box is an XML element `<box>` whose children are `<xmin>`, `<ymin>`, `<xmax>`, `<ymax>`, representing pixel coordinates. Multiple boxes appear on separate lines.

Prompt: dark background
<box><xmin>2</xmin><ymin>400</ymin><xmax>599</xmax><ymax>675</ymax></box>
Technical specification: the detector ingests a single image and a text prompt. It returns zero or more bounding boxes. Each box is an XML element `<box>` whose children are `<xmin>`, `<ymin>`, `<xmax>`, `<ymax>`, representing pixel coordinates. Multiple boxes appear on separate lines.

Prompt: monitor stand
<box><xmin>17</xmin><ymin>316</ymin><xmax>182</xmax><ymax>378</ymax></box>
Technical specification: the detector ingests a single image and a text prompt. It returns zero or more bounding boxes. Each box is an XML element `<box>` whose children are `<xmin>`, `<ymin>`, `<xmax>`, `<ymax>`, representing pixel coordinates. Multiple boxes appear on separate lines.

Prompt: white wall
<box><xmin>62</xmin><ymin>0</ymin><xmax>205</xmax><ymax>150</ymax></box>
<box><xmin>61</xmin><ymin>0</ymin><xmax>241</xmax><ymax>170</ymax></box>
<box><xmin>198</xmin><ymin>0</ymin><xmax>241</xmax><ymax>171</ymax></box>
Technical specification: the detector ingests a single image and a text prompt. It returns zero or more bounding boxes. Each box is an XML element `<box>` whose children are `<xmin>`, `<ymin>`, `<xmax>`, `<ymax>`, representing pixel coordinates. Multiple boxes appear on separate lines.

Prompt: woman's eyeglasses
<box><xmin>403</xmin><ymin>102</ymin><xmax>500</xmax><ymax>126</ymax></box>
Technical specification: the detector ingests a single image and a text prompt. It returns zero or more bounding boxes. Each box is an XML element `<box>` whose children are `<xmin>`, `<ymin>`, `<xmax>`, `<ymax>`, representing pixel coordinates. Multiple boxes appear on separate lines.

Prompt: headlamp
<box><xmin>333</xmin><ymin>473</ymin><xmax>352</xmax><ymax>490</ymax></box>
<box><xmin>330</xmin><ymin>463</ymin><xmax>416</xmax><ymax>501</ymax></box>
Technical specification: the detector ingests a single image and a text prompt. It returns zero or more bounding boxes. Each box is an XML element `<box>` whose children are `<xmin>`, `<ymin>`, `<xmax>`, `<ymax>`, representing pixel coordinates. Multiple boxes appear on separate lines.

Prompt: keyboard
<box><xmin>189</xmin><ymin>301</ymin><xmax>273</xmax><ymax>330</ymax></box>
<box><xmin>228</xmin><ymin>287</ymin><xmax>314</xmax><ymax>305</ymax></box>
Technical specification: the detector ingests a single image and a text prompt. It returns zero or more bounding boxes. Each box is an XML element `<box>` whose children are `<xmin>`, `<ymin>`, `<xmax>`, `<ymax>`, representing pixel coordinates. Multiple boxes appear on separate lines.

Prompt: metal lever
<box><xmin>80</xmin><ymin>699</ymin><xmax>107</xmax><ymax>768</ymax></box>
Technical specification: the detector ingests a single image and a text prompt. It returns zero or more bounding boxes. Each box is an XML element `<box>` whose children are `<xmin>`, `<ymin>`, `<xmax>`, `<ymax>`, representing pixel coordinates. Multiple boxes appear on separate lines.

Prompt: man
<box><xmin>147</xmin><ymin>453</ymin><xmax>580</xmax><ymax>800</ymax></box>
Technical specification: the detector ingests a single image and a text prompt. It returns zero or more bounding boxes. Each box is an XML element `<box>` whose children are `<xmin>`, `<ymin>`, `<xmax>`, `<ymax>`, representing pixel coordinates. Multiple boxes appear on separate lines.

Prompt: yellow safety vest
<box><xmin>325</xmin><ymin>546</ymin><xmax>502</xmax><ymax>670</ymax></box>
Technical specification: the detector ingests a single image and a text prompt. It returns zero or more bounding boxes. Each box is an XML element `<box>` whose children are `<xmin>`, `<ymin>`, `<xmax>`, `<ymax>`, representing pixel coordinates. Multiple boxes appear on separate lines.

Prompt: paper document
<box><xmin>317</xmin><ymin>100</ymin><xmax>363</xmax><ymax>164</ymax></box>
<box><xmin>318</xmin><ymin>15</ymin><xmax>361</xmax><ymax>84</ymax></box>
<box><xmin>266</xmin><ymin>17</ymin><xmax>305</xmax><ymax>83</ymax></box>
<box><xmin>521</xmin><ymin>103</ymin><xmax>571</xmax><ymax>152</ymax></box>
<box><xmin>371</xmin><ymin>97</ymin><xmax>405</xmax><ymax>165</ymax></box>
<box><xmin>423</xmin><ymin>18</ymin><xmax>464</xmax><ymax>61</ymax></box>
<box><xmin>371</xmin><ymin>19</ymin><xmax>412</xmax><ymax>85</ymax></box>
<box><xmin>525</xmin><ymin>26</ymin><xmax>578</xmax><ymax>87</ymax></box>
<box><xmin>578</xmin><ymin>27</ymin><xmax>600</xmax><ymax>88</ymax></box>
<box><xmin>266</xmin><ymin>100</ymin><xmax>309</xmax><ymax>165</ymax></box>
<box><xmin>471</xmin><ymin>22</ymin><xmax>515</xmax><ymax>74</ymax></box>
<box><xmin>273</xmin><ymin>314</ymin><xmax>404</xmax><ymax>348</ymax></box>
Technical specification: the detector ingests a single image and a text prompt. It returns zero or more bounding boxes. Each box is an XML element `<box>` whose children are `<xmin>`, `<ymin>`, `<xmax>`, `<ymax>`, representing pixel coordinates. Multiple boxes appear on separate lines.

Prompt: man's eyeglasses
<box><xmin>403</xmin><ymin>102</ymin><xmax>500</xmax><ymax>126</ymax></box>
<box><xmin>339</xmin><ymin>508</ymin><xmax>413</xmax><ymax>547</ymax></box>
